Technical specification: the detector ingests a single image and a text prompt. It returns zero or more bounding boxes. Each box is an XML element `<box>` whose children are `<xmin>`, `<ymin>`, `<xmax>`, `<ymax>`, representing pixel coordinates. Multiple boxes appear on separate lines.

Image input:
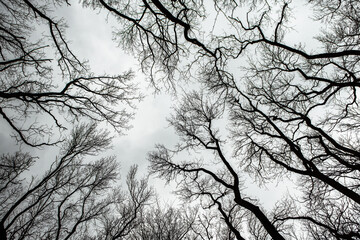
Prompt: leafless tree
<box><xmin>128</xmin><ymin>203</ymin><xmax>196</xmax><ymax>240</ymax></box>
<box><xmin>148</xmin><ymin>92</ymin><xmax>286</xmax><ymax>240</ymax></box>
<box><xmin>127</xmin><ymin>201</ymin><xmax>239</xmax><ymax>240</ymax></box>
<box><xmin>90</xmin><ymin>165</ymin><xmax>153</xmax><ymax>240</ymax></box>
<box><xmin>82</xmin><ymin>0</ymin><xmax>360</xmax><ymax>239</ymax></box>
<box><xmin>0</xmin><ymin>124</ymin><xmax>153</xmax><ymax>240</ymax></box>
<box><xmin>0</xmin><ymin>0</ymin><xmax>139</xmax><ymax>147</ymax></box>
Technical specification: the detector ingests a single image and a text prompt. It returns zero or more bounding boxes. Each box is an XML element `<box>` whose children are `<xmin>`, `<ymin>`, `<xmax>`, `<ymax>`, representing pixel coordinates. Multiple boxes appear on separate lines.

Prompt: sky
<box><xmin>62</xmin><ymin>1</ymin><xmax>313</xmax><ymax>207</ymax></box>
<box><xmin>58</xmin><ymin>2</ymin><xmax>180</xmax><ymax>200</ymax></box>
<box><xmin>0</xmin><ymin>0</ymin><xmax>322</xmax><ymax>208</ymax></box>
<box><xmin>0</xmin><ymin>1</ymin><xmax>180</xmax><ymax>203</ymax></box>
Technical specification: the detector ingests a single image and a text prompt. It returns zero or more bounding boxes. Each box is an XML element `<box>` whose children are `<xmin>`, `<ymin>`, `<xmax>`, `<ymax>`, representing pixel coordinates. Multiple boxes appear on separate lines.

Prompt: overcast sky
<box><xmin>59</xmin><ymin>3</ymin><xmax>180</xmax><ymax>199</ymax></box>
<box><xmin>0</xmin><ymin>0</ymin><xmax>322</xmax><ymax>208</ymax></box>
<box><xmin>0</xmin><ymin>1</ymin><xmax>180</xmax><ymax>203</ymax></box>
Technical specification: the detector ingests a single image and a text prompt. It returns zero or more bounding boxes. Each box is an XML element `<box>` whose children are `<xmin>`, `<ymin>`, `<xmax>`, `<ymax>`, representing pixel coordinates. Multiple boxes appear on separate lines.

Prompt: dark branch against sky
<box><xmin>1</xmin><ymin>0</ymin><xmax>359</xmax><ymax>239</ymax></box>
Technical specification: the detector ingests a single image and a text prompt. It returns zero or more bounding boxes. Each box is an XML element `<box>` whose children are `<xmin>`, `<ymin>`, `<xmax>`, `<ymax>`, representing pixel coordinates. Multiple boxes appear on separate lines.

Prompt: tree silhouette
<box><xmin>0</xmin><ymin>124</ymin><xmax>153</xmax><ymax>240</ymax></box>
<box><xmin>2</xmin><ymin>0</ymin><xmax>360</xmax><ymax>238</ymax></box>
<box><xmin>148</xmin><ymin>92</ymin><xmax>286</xmax><ymax>240</ymax></box>
<box><xmin>0</xmin><ymin>0</ymin><xmax>139</xmax><ymax>147</ymax></box>
<box><xmin>83</xmin><ymin>0</ymin><xmax>360</xmax><ymax>239</ymax></box>
<box><xmin>90</xmin><ymin>165</ymin><xmax>153</xmax><ymax>240</ymax></box>
<box><xmin>1</xmin><ymin>1</ymin><xmax>149</xmax><ymax>239</ymax></box>
<box><xmin>129</xmin><ymin>203</ymin><xmax>196</xmax><ymax>240</ymax></box>
<box><xmin>127</xmin><ymin>201</ymin><xmax>243</xmax><ymax>239</ymax></box>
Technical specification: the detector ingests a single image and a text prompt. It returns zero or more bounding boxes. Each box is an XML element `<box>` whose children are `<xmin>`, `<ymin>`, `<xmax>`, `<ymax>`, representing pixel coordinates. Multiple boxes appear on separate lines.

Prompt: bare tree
<box><xmin>3</xmin><ymin>0</ymin><xmax>358</xmax><ymax>238</ymax></box>
<box><xmin>0</xmin><ymin>124</ymin><xmax>153</xmax><ymax>240</ymax></box>
<box><xmin>127</xmin><ymin>201</ymin><xmax>238</xmax><ymax>240</ymax></box>
<box><xmin>82</xmin><ymin>0</ymin><xmax>360</xmax><ymax>239</ymax></box>
<box><xmin>0</xmin><ymin>0</ymin><xmax>139</xmax><ymax>147</ymax></box>
<box><xmin>90</xmin><ymin>165</ymin><xmax>153</xmax><ymax>240</ymax></box>
<box><xmin>128</xmin><ymin>203</ymin><xmax>196</xmax><ymax>240</ymax></box>
<box><xmin>148</xmin><ymin>92</ymin><xmax>286</xmax><ymax>240</ymax></box>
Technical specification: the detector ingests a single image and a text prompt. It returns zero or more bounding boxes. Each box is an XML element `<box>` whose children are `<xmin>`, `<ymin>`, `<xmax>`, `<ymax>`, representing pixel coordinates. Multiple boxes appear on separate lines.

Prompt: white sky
<box><xmin>0</xmin><ymin>0</ymin><xmax>321</xmax><ymax>208</ymax></box>
<box><xmin>58</xmin><ymin>3</ymin><xmax>180</xmax><ymax>199</ymax></box>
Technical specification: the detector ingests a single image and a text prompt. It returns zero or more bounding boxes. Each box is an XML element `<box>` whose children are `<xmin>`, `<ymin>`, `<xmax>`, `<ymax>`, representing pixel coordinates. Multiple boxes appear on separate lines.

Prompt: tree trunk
<box><xmin>0</xmin><ymin>223</ymin><xmax>6</xmax><ymax>240</ymax></box>
<box><xmin>236</xmin><ymin>198</ymin><xmax>285</xmax><ymax>240</ymax></box>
